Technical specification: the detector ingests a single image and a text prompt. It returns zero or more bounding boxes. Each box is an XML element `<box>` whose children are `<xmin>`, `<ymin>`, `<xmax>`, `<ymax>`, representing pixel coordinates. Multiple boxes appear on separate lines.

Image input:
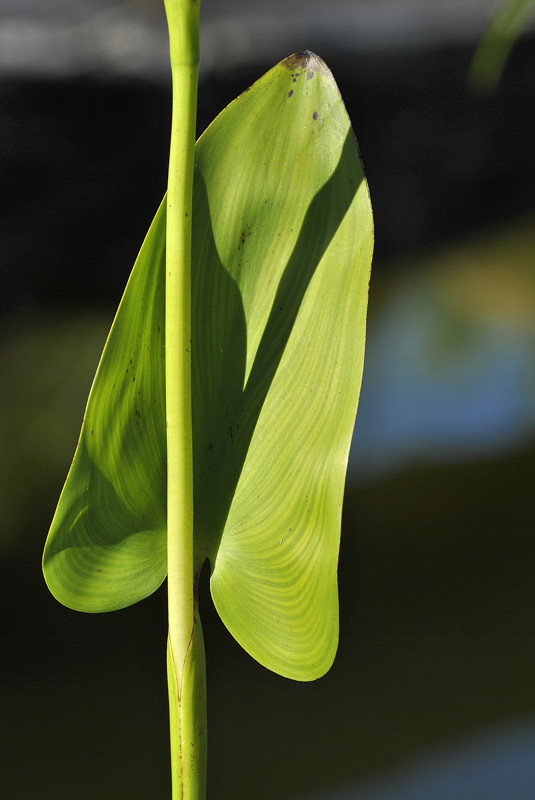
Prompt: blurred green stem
<box><xmin>163</xmin><ymin>0</ymin><xmax>205</xmax><ymax>797</ymax></box>
<box><xmin>469</xmin><ymin>0</ymin><xmax>535</xmax><ymax>92</ymax></box>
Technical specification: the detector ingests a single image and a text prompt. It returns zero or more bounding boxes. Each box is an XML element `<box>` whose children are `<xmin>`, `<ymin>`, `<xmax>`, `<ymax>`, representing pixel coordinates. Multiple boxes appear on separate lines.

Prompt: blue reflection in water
<box><xmin>302</xmin><ymin>719</ymin><xmax>535</xmax><ymax>800</ymax></box>
<box><xmin>349</xmin><ymin>283</ymin><xmax>535</xmax><ymax>479</ymax></box>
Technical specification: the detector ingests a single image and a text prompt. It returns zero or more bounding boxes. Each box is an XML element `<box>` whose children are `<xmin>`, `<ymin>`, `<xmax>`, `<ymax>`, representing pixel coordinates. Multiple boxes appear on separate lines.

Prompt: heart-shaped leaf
<box><xmin>43</xmin><ymin>52</ymin><xmax>373</xmax><ymax>679</ymax></box>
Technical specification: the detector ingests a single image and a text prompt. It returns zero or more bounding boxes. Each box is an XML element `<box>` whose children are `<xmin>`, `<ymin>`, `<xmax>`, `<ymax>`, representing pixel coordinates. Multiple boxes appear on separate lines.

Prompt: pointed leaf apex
<box><xmin>282</xmin><ymin>50</ymin><xmax>330</xmax><ymax>77</ymax></box>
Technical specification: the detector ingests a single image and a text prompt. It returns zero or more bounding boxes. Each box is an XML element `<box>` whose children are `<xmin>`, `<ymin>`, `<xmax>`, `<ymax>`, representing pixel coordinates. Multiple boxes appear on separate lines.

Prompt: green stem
<box><xmin>163</xmin><ymin>0</ymin><xmax>204</xmax><ymax>797</ymax></box>
<box><xmin>167</xmin><ymin>601</ymin><xmax>207</xmax><ymax>800</ymax></box>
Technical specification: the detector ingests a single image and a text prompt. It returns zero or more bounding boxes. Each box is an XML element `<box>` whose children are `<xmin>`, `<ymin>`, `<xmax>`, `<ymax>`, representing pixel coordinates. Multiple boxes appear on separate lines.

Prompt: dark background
<box><xmin>2</xmin><ymin>1</ymin><xmax>535</xmax><ymax>798</ymax></box>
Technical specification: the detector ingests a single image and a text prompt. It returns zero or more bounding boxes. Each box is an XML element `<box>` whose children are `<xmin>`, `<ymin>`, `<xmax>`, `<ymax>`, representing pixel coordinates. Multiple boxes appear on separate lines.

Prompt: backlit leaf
<box><xmin>43</xmin><ymin>204</ymin><xmax>167</xmax><ymax>611</ymax></box>
<box><xmin>192</xmin><ymin>52</ymin><xmax>373</xmax><ymax>679</ymax></box>
<box><xmin>43</xmin><ymin>52</ymin><xmax>373</xmax><ymax>679</ymax></box>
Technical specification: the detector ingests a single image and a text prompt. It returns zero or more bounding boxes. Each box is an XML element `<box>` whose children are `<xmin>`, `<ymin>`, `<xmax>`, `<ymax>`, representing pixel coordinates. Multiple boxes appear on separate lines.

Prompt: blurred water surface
<box><xmin>351</xmin><ymin>215</ymin><xmax>535</xmax><ymax>479</ymax></box>
<box><xmin>301</xmin><ymin>720</ymin><xmax>535</xmax><ymax>799</ymax></box>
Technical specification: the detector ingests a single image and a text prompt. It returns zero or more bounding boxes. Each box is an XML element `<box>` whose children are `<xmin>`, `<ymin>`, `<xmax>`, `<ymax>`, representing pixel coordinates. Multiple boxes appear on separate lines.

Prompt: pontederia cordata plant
<box><xmin>42</xmin><ymin>1</ymin><xmax>374</xmax><ymax>796</ymax></box>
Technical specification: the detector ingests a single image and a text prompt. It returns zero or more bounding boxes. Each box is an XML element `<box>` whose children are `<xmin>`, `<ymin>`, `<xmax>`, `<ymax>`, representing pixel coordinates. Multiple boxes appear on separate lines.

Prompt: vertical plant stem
<box><xmin>163</xmin><ymin>0</ymin><xmax>204</xmax><ymax>797</ymax></box>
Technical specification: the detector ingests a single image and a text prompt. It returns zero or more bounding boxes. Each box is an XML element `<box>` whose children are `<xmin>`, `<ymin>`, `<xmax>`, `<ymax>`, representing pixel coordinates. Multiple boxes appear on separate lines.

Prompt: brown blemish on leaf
<box><xmin>238</xmin><ymin>226</ymin><xmax>253</xmax><ymax>250</ymax></box>
<box><xmin>313</xmin><ymin>110</ymin><xmax>318</xmax><ymax>120</ymax></box>
<box><xmin>288</xmin><ymin>89</ymin><xmax>294</xmax><ymax>97</ymax></box>
<box><xmin>282</xmin><ymin>51</ymin><xmax>329</xmax><ymax>76</ymax></box>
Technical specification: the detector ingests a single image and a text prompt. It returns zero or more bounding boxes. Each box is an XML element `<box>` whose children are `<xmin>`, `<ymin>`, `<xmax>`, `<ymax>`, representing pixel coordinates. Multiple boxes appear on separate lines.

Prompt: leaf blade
<box><xmin>192</xmin><ymin>52</ymin><xmax>373</xmax><ymax>679</ymax></box>
<box><xmin>43</xmin><ymin>201</ymin><xmax>168</xmax><ymax>612</ymax></box>
<box><xmin>43</xmin><ymin>53</ymin><xmax>373</xmax><ymax>682</ymax></box>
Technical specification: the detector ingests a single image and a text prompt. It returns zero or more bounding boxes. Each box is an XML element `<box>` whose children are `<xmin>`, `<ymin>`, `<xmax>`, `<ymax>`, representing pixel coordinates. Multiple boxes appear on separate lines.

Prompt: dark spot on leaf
<box><xmin>283</xmin><ymin>51</ymin><xmax>328</xmax><ymax>77</ymax></box>
<box><xmin>238</xmin><ymin>227</ymin><xmax>252</xmax><ymax>250</ymax></box>
<box><xmin>313</xmin><ymin>111</ymin><xmax>318</xmax><ymax>120</ymax></box>
<box><xmin>288</xmin><ymin>89</ymin><xmax>293</xmax><ymax>97</ymax></box>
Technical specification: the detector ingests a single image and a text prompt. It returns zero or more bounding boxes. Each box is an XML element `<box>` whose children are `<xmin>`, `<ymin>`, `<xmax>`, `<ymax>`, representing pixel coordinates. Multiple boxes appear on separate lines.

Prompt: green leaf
<box><xmin>43</xmin><ymin>203</ymin><xmax>168</xmax><ymax>612</ymax></box>
<box><xmin>43</xmin><ymin>52</ymin><xmax>373</xmax><ymax>679</ymax></box>
<box><xmin>192</xmin><ymin>52</ymin><xmax>373</xmax><ymax>679</ymax></box>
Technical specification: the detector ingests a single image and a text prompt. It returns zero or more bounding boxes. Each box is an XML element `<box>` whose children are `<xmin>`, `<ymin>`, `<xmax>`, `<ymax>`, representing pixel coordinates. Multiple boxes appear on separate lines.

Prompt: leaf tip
<box><xmin>282</xmin><ymin>51</ymin><xmax>330</xmax><ymax>79</ymax></box>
